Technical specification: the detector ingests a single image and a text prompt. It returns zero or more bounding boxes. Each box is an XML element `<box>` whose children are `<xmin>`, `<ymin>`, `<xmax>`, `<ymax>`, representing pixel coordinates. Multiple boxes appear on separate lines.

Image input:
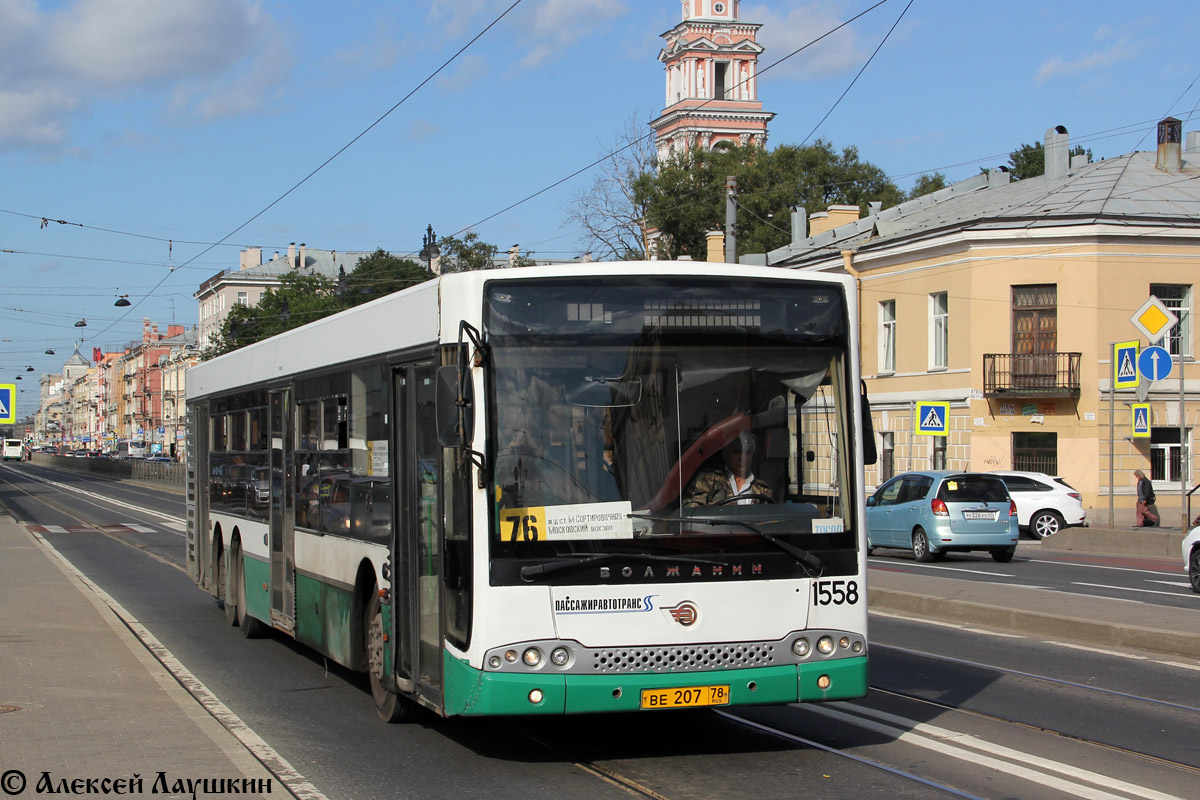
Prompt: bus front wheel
<box><xmin>365</xmin><ymin>588</ymin><xmax>420</xmax><ymax>723</ymax></box>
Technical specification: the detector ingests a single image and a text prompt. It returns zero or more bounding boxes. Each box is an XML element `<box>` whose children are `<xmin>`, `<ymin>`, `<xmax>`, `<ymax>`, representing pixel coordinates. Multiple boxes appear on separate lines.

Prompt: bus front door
<box><xmin>391</xmin><ymin>364</ymin><xmax>443</xmax><ymax>709</ymax></box>
<box><xmin>269</xmin><ymin>388</ymin><xmax>296</xmax><ymax>632</ymax></box>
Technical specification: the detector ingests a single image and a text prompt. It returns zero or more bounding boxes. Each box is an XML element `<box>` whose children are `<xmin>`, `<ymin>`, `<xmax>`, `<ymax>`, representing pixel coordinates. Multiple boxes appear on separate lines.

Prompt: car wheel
<box><xmin>911</xmin><ymin>527</ymin><xmax>936</xmax><ymax>563</ymax></box>
<box><xmin>1190</xmin><ymin>547</ymin><xmax>1200</xmax><ymax>594</ymax></box>
<box><xmin>991</xmin><ymin>547</ymin><xmax>1016</xmax><ymax>563</ymax></box>
<box><xmin>1030</xmin><ymin>510</ymin><xmax>1064</xmax><ymax>540</ymax></box>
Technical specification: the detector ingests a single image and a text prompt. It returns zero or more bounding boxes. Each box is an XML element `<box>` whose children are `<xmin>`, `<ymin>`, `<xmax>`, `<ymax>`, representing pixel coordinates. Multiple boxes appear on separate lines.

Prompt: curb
<box><xmin>869</xmin><ymin>587</ymin><xmax>1200</xmax><ymax>661</ymax></box>
<box><xmin>1040</xmin><ymin>527</ymin><xmax>1186</xmax><ymax>559</ymax></box>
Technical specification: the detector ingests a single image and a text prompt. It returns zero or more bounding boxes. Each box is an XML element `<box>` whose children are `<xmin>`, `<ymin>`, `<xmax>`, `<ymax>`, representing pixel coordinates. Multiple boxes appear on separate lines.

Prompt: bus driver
<box><xmin>681</xmin><ymin>431</ymin><xmax>774</xmax><ymax>507</ymax></box>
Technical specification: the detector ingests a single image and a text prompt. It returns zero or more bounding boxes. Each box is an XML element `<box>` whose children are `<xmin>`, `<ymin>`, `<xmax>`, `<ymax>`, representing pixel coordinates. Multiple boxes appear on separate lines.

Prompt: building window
<box><xmin>930</xmin><ymin>292</ymin><xmax>948</xmax><ymax>369</ymax></box>
<box><xmin>1012</xmin><ymin>285</ymin><xmax>1057</xmax><ymax>389</ymax></box>
<box><xmin>1013</xmin><ymin>432</ymin><xmax>1057</xmax><ymax>475</ymax></box>
<box><xmin>879</xmin><ymin>432</ymin><xmax>894</xmax><ymax>482</ymax></box>
<box><xmin>236</xmin><ymin>291</ymin><xmax>248</xmax><ymax>306</ymax></box>
<box><xmin>1150</xmin><ymin>284</ymin><xmax>1191</xmax><ymax>357</ymax></box>
<box><xmin>1151</xmin><ymin>427</ymin><xmax>1189</xmax><ymax>483</ymax></box>
<box><xmin>932</xmin><ymin>435</ymin><xmax>946</xmax><ymax>470</ymax></box>
<box><xmin>879</xmin><ymin>300</ymin><xmax>896</xmax><ymax>374</ymax></box>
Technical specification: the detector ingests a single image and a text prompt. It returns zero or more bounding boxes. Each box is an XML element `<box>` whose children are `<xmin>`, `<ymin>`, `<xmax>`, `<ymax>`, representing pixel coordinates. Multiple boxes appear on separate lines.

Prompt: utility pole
<box><xmin>725</xmin><ymin>176</ymin><xmax>738</xmax><ymax>264</ymax></box>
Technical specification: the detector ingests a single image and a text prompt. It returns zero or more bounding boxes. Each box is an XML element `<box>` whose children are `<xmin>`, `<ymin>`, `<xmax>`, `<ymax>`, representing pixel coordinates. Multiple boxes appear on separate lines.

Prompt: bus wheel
<box><xmin>217</xmin><ymin>545</ymin><xmax>235</xmax><ymax>626</ymax></box>
<box><xmin>231</xmin><ymin>541</ymin><xmax>267</xmax><ymax>638</ymax></box>
<box><xmin>365</xmin><ymin>589</ymin><xmax>419</xmax><ymax>723</ymax></box>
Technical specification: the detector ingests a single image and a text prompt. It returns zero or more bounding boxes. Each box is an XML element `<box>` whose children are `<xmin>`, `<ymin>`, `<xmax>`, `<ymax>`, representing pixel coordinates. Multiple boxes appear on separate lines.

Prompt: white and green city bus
<box><xmin>186</xmin><ymin>262</ymin><xmax>874</xmax><ymax>721</ymax></box>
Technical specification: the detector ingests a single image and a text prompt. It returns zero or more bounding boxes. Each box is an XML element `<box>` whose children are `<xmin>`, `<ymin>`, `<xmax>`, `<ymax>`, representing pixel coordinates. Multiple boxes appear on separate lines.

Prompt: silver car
<box><xmin>866</xmin><ymin>471</ymin><xmax>1020</xmax><ymax>563</ymax></box>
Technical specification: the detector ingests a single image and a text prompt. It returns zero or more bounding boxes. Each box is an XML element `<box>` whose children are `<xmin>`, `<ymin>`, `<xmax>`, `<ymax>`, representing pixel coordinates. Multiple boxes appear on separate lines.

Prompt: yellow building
<box><xmin>745</xmin><ymin>119</ymin><xmax>1200</xmax><ymax>524</ymax></box>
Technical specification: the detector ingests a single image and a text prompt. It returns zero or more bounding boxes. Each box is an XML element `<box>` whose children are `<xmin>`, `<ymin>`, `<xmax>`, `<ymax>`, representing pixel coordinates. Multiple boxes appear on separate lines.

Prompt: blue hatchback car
<box><xmin>866</xmin><ymin>471</ymin><xmax>1020</xmax><ymax>563</ymax></box>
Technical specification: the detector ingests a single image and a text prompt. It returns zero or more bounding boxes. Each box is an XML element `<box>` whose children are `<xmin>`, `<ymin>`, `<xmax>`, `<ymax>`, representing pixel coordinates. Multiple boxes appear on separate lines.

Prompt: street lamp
<box><xmin>419</xmin><ymin>224</ymin><xmax>441</xmax><ymax>278</ymax></box>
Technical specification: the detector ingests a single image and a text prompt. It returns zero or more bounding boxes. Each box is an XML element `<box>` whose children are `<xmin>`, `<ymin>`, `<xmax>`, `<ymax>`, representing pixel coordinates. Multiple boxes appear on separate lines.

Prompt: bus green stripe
<box><xmin>443</xmin><ymin>653</ymin><xmax>868</xmax><ymax>716</ymax></box>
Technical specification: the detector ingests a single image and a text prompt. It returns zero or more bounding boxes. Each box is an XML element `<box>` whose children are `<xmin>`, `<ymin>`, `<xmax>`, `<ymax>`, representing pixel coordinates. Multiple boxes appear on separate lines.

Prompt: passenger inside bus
<box><xmin>681</xmin><ymin>431</ymin><xmax>774</xmax><ymax>507</ymax></box>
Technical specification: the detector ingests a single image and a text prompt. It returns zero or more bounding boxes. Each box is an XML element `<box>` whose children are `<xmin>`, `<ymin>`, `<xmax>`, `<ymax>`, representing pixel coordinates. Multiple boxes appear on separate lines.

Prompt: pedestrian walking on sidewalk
<box><xmin>1134</xmin><ymin>469</ymin><xmax>1159</xmax><ymax>527</ymax></box>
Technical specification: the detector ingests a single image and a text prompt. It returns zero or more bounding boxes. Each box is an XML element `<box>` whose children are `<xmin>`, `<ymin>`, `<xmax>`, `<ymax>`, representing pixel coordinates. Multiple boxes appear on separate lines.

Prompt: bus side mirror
<box><xmin>860</xmin><ymin>380</ymin><xmax>877</xmax><ymax>465</ymax></box>
<box><xmin>435</xmin><ymin>365</ymin><xmax>474</xmax><ymax>448</ymax></box>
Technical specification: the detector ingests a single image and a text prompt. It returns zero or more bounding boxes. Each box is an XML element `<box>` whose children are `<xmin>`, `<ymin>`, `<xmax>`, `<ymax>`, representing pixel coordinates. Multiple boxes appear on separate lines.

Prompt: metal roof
<box><xmin>752</xmin><ymin>148</ymin><xmax>1200</xmax><ymax>267</ymax></box>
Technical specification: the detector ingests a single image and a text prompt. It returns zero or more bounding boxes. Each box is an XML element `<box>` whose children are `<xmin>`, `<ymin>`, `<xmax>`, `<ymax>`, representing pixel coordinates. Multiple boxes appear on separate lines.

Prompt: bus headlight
<box><xmin>792</xmin><ymin>637</ymin><xmax>811</xmax><ymax>657</ymax></box>
<box><xmin>550</xmin><ymin>647</ymin><xmax>570</xmax><ymax>667</ymax></box>
<box><xmin>523</xmin><ymin>648</ymin><xmax>543</xmax><ymax>667</ymax></box>
<box><xmin>817</xmin><ymin>636</ymin><xmax>835</xmax><ymax>655</ymax></box>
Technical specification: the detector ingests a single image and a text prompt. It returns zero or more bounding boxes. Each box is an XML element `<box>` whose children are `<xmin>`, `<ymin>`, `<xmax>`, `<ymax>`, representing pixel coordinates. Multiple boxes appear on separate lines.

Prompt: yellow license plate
<box><xmin>640</xmin><ymin>684</ymin><xmax>730</xmax><ymax>709</ymax></box>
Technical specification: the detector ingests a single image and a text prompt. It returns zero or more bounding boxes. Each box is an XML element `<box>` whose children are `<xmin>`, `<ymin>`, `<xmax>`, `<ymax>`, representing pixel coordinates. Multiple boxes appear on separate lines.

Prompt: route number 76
<box><xmin>812</xmin><ymin>579</ymin><xmax>859</xmax><ymax>606</ymax></box>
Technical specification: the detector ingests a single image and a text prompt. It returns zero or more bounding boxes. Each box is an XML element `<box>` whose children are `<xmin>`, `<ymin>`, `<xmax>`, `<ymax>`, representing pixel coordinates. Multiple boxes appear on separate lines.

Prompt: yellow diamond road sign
<box><xmin>1131</xmin><ymin>296</ymin><xmax>1178</xmax><ymax>344</ymax></box>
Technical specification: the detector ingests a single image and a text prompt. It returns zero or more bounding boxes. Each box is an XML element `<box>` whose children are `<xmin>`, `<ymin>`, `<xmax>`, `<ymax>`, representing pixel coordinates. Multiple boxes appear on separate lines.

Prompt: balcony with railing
<box><xmin>983</xmin><ymin>353</ymin><xmax>1081</xmax><ymax>398</ymax></box>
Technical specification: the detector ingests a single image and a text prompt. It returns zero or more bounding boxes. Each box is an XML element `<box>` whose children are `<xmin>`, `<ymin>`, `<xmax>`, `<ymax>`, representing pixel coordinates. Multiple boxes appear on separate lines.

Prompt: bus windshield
<box><xmin>486</xmin><ymin>277</ymin><xmax>857</xmax><ymax>585</ymax></box>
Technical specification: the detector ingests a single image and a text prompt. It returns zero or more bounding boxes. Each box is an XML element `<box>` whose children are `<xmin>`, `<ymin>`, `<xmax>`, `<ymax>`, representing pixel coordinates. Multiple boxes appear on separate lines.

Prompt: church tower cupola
<box><xmin>651</xmin><ymin>0</ymin><xmax>774</xmax><ymax>160</ymax></box>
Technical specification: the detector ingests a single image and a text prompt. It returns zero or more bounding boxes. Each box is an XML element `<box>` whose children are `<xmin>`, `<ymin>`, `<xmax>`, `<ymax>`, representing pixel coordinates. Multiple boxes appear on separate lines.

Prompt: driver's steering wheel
<box><xmin>712</xmin><ymin>493</ymin><xmax>774</xmax><ymax>506</ymax></box>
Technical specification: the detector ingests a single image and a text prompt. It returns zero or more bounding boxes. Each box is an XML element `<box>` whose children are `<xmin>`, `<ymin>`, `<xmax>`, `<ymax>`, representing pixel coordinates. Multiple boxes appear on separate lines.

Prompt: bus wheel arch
<box><xmin>349</xmin><ymin>561</ymin><xmax>376</xmax><ymax>672</ymax></box>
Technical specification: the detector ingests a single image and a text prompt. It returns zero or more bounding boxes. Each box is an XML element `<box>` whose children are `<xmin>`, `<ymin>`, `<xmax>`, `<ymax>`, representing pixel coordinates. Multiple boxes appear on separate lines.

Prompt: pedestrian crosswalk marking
<box><xmin>1134</xmin><ymin>407</ymin><xmax>1148</xmax><ymax>430</ymax></box>
<box><xmin>922</xmin><ymin>408</ymin><xmax>943</xmax><ymax>428</ymax></box>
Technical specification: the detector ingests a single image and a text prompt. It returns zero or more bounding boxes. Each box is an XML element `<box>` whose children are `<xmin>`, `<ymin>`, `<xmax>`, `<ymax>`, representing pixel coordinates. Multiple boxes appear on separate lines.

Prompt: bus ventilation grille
<box><xmin>585</xmin><ymin>643</ymin><xmax>779</xmax><ymax>673</ymax></box>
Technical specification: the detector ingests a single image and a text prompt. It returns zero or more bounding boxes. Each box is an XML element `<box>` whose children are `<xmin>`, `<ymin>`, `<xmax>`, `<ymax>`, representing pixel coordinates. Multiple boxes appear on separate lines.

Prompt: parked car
<box><xmin>990</xmin><ymin>471</ymin><xmax>1087</xmax><ymax>539</ymax></box>
<box><xmin>866</xmin><ymin>471</ymin><xmax>1020</xmax><ymax>563</ymax></box>
<box><xmin>1183</xmin><ymin>526</ymin><xmax>1200</xmax><ymax>594</ymax></box>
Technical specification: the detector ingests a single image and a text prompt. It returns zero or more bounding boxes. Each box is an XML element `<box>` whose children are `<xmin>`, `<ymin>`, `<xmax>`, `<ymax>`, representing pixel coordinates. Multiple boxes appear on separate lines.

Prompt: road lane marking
<box><xmin>812</xmin><ymin>703</ymin><xmax>1185</xmax><ymax>800</ymax></box>
<box><xmin>870</xmin><ymin>560</ymin><xmax>1014</xmax><ymax>577</ymax></box>
<box><xmin>30</xmin><ymin>530</ymin><xmax>329</xmax><ymax>800</ymax></box>
<box><xmin>1145</xmin><ymin>580</ymin><xmax>1192</xmax><ymax>588</ymax></box>
<box><xmin>18</xmin><ymin>471</ymin><xmax>185</xmax><ymax>534</ymax></box>
<box><xmin>1072</xmin><ymin>581</ymin><xmax>1200</xmax><ymax>599</ymax></box>
<box><xmin>1045</xmin><ymin>641</ymin><xmax>1147</xmax><ymax>660</ymax></box>
<box><xmin>1027</xmin><ymin>558</ymin><xmax>1182</xmax><ymax>577</ymax></box>
<box><xmin>1153</xmin><ymin>659</ymin><xmax>1200</xmax><ymax>672</ymax></box>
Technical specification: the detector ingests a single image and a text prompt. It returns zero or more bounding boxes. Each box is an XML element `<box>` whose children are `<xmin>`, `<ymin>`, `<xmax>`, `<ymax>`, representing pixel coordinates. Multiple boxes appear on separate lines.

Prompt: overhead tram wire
<box><xmin>84</xmin><ymin>0</ymin><xmax>527</xmax><ymax>344</ymax></box>
<box><xmin>448</xmin><ymin>0</ymin><xmax>895</xmax><ymax>239</ymax></box>
<box><xmin>799</xmin><ymin>0</ymin><xmax>914</xmax><ymax>147</ymax></box>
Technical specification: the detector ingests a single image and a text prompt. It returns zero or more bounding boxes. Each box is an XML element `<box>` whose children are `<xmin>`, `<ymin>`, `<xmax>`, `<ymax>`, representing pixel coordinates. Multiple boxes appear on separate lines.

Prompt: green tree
<box><xmin>343</xmin><ymin>248</ymin><xmax>427</xmax><ymax>306</ymax></box>
<box><xmin>1006</xmin><ymin>142</ymin><xmax>1093</xmax><ymax>180</ymax></box>
<box><xmin>438</xmin><ymin>231</ymin><xmax>537</xmax><ymax>272</ymax></box>
<box><xmin>633</xmin><ymin>140</ymin><xmax>904</xmax><ymax>260</ymax></box>
<box><xmin>201</xmin><ymin>271</ymin><xmax>339</xmax><ymax>359</ymax></box>
<box><xmin>908</xmin><ymin>172</ymin><xmax>948</xmax><ymax>199</ymax></box>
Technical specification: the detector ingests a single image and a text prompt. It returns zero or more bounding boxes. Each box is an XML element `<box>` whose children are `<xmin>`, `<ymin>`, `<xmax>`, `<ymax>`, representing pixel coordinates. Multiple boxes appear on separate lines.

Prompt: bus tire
<box><xmin>231</xmin><ymin>540</ymin><xmax>267</xmax><ymax>638</ymax></box>
<box><xmin>216</xmin><ymin>542</ymin><xmax>235</xmax><ymax>625</ymax></box>
<box><xmin>365</xmin><ymin>588</ymin><xmax>419</xmax><ymax>723</ymax></box>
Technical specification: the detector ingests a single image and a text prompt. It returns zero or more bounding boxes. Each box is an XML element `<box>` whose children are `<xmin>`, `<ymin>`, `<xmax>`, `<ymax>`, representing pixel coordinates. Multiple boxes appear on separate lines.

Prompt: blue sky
<box><xmin>2</xmin><ymin>0</ymin><xmax>1199</xmax><ymax>416</ymax></box>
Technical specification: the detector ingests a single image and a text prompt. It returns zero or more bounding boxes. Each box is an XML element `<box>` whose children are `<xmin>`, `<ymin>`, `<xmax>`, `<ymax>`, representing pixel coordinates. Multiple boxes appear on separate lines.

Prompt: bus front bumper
<box><xmin>443</xmin><ymin>652</ymin><xmax>867</xmax><ymax>716</ymax></box>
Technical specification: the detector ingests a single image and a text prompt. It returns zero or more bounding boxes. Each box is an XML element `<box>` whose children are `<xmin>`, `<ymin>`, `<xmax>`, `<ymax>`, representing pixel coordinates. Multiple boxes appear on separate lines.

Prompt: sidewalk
<box><xmin>869</xmin><ymin>523</ymin><xmax>1200</xmax><ymax>661</ymax></box>
<box><xmin>0</xmin><ymin>517</ymin><xmax>280</xmax><ymax>799</ymax></box>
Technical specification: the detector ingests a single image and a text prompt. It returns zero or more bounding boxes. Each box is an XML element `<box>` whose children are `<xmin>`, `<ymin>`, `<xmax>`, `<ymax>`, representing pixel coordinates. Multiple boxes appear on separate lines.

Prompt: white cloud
<box><xmin>0</xmin><ymin>0</ymin><xmax>288</xmax><ymax>152</ymax></box>
<box><xmin>1035</xmin><ymin>26</ymin><xmax>1145</xmax><ymax>84</ymax></box>
<box><xmin>436</xmin><ymin>54</ymin><xmax>490</xmax><ymax>94</ymax></box>
<box><xmin>427</xmin><ymin>0</ymin><xmax>491</xmax><ymax>37</ymax></box>
<box><xmin>407</xmin><ymin>119</ymin><xmax>442</xmax><ymax>141</ymax></box>
<box><xmin>516</xmin><ymin>0</ymin><xmax>629</xmax><ymax>69</ymax></box>
<box><xmin>743</xmin><ymin>2</ymin><xmax>867</xmax><ymax>82</ymax></box>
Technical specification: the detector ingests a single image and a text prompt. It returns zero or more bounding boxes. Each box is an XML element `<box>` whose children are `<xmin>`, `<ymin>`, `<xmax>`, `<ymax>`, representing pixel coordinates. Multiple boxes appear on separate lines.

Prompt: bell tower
<box><xmin>650</xmin><ymin>0</ymin><xmax>774</xmax><ymax>160</ymax></box>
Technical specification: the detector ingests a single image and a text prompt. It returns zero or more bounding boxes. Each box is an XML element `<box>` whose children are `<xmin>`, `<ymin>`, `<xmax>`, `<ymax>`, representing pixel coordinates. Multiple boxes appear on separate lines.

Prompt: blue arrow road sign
<box><xmin>1138</xmin><ymin>345</ymin><xmax>1173</xmax><ymax>382</ymax></box>
<box><xmin>0</xmin><ymin>383</ymin><xmax>13</xmax><ymax>424</ymax></box>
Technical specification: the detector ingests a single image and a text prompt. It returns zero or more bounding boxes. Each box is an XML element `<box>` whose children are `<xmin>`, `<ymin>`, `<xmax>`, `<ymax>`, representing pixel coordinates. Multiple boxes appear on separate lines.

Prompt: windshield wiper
<box><xmin>520</xmin><ymin>552</ymin><xmax>728</xmax><ymax>582</ymax></box>
<box><xmin>629</xmin><ymin>513</ymin><xmax>823</xmax><ymax>576</ymax></box>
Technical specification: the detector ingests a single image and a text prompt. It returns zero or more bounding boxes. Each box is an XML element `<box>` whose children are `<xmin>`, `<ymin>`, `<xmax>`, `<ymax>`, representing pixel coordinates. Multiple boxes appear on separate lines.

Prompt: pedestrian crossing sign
<box><xmin>1131</xmin><ymin>403</ymin><xmax>1151</xmax><ymax>438</ymax></box>
<box><xmin>0</xmin><ymin>384</ymin><xmax>13</xmax><ymax>424</ymax></box>
<box><xmin>915</xmin><ymin>401</ymin><xmax>950</xmax><ymax>436</ymax></box>
<box><xmin>1113</xmin><ymin>341</ymin><xmax>1139</xmax><ymax>390</ymax></box>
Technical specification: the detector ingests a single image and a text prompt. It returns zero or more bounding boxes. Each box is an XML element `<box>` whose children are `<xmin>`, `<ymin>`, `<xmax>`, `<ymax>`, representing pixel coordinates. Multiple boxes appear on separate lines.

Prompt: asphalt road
<box><xmin>2</xmin><ymin>461</ymin><xmax>1197</xmax><ymax>799</ymax></box>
